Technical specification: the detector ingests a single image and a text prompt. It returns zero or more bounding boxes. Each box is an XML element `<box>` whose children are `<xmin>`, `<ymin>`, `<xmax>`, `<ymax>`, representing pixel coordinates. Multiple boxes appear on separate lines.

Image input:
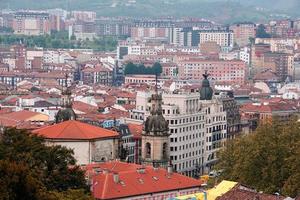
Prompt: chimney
<box><xmin>137</xmin><ymin>167</ymin><xmax>146</xmax><ymax>174</ymax></box>
<box><xmin>167</xmin><ymin>165</ymin><xmax>173</xmax><ymax>175</ymax></box>
<box><xmin>113</xmin><ymin>173</ymin><xmax>119</xmax><ymax>183</ymax></box>
<box><xmin>153</xmin><ymin>166</ymin><xmax>159</xmax><ymax>171</ymax></box>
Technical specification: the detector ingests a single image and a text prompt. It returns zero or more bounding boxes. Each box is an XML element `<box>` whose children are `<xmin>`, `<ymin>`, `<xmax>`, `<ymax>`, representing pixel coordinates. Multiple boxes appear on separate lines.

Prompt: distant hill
<box><xmin>0</xmin><ymin>0</ymin><xmax>299</xmax><ymax>23</ymax></box>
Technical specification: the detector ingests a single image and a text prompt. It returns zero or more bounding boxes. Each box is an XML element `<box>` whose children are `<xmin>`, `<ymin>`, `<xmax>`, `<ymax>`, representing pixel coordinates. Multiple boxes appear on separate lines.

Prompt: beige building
<box><xmin>33</xmin><ymin>120</ymin><xmax>119</xmax><ymax>165</ymax></box>
<box><xmin>199</xmin><ymin>30</ymin><xmax>234</xmax><ymax>47</ymax></box>
<box><xmin>230</xmin><ymin>23</ymin><xmax>256</xmax><ymax>47</ymax></box>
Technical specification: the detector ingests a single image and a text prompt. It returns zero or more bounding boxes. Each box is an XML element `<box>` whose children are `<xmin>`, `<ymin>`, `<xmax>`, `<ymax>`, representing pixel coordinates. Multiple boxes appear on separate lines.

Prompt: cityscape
<box><xmin>0</xmin><ymin>0</ymin><xmax>299</xmax><ymax>200</ymax></box>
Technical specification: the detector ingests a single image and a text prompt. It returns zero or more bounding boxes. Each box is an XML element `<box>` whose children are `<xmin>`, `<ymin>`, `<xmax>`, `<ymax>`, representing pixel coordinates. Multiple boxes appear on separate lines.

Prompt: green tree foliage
<box><xmin>0</xmin><ymin>128</ymin><xmax>92</xmax><ymax>199</ymax></box>
<box><xmin>256</xmin><ymin>24</ymin><xmax>271</xmax><ymax>38</ymax></box>
<box><xmin>0</xmin><ymin>31</ymin><xmax>117</xmax><ymax>51</ymax></box>
<box><xmin>48</xmin><ymin>189</ymin><xmax>94</xmax><ymax>200</ymax></box>
<box><xmin>216</xmin><ymin>118</ymin><xmax>300</xmax><ymax>197</ymax></box>
<box><xmin>124</xmin><ymin>62</ymin><xmax>162</xmax><ymax>75</ymax></box>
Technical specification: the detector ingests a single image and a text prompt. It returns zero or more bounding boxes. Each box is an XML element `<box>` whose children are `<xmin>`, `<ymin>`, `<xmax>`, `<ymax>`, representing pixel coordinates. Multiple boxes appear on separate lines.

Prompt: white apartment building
<box><xmin>161</xmin><ymin>92</ymin><xmax>206</xmax><ymax>177</ymax></box>
<box><xmin>130</xmin><ymin>89</ymin><xmax>227</xmax><ymax>177</ymax></box>
<box><xmin>239</xmin><ymin>47</ymin><xmax>251</xmax><ymax>65</ymax></box>
<box><xmin>199</xmin><ymin>30</ymin><xmax>234</xmax><ymax>47</ymax></box>
<box><xmin>201</xmin><ymin>98</ymin><xmax>227</xmax><ymax>173</ymax></box>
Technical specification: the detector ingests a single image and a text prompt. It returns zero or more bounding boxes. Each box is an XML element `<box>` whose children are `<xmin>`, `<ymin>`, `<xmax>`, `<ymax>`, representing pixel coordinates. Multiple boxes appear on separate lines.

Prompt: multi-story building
<box><xmin>130</xmin><ymin>73</ymin><xmax>228</xmax><ymax>176</ymax></box>
<box><xmin>263</xmin><ymin>52</ymin><xmax>294</xmax><ymax>81</ymax></box>
<box><xmin>71</xmin><ymin>11</ymin><xmax>96</xmax><ymax>22</ymax></box>
<box><xmin>12</xmin><ymin>12</ymin><xmax>51</xmax><ymax>35</ymax></box>
<box><xmin>199</xmin><ymin>30</ymin><xmax>234</xmax><ymax>47</ymax></box>
<box><xmin>95</xmin><ymin>19</ymin><xmax>131</xmax><ymax>37</ymax></box>
<box><xmin>169</xmin><ymin>27</ymin><xmax>200</xmax><ymax>47</ymax></box>
<box><xmin>230</xmin><ymin>23</ymin><xmax>256</xmax><ymax>47</ymax></box>
<box><xmin>217</xmin><ymin>92</ymin><xmax>242</xmax><ymax>139</ymax></box>
<box><xmin>239</xmin><ymin>47</ymin><xmax>251</xmax><ymax>65</ymax></box>
<box><xmin>250</xmin><ymin>43</ymin><xmax>271</xmax><ymax>76</ymax></box>
<box><xmin>81</xmin><ymin>64</ymin><xmax>113</xmax><ymax>86</ymax></box>
<box><xmin>199</xmin><ymin>73</ymin><xmax>227</xmax><ymax>173</ymax></box>
<box><xmin>131</xmin><ymin>27</ymin><xmax>169</xmax><ymax>41</ymax></box>
<box><xmin>177</xmin><ymin>59</ymin><xmax>246</xmax><ymax>84</ymax></box>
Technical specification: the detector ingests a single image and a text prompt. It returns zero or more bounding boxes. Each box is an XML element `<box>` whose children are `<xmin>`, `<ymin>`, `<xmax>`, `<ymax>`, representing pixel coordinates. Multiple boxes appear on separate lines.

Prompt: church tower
<box><xmin>55</xmin><ymin>74</ymin><xmax>76</xmax><ymax>123</ymax></box>
<box><xmin>141</xmin><ymin>79</ymin><xmax>170</xmax><ymax>168</ymax></box>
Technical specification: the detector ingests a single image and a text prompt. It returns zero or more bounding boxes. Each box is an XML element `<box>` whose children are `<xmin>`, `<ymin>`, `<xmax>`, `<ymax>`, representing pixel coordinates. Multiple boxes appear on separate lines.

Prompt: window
<box><xmin>146</xmin><ymin>143</ymin><xmax>151</xmax><ymax>158</ymax></box>
<box><xmin>162</xmin><ymin>143</ymin><xmax>168</xmax><ymax>159</ymax></box>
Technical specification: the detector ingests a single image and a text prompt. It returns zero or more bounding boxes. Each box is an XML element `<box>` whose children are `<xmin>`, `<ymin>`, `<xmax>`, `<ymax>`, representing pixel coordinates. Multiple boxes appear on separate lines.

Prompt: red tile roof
<box><xmin>73</xmin><ymin>101</ymin><xmax>98</xmax><ymax>113</ymax></box>
<box><xmin>33</xmin><ymin>120</ymin><xmax>119</xmax><ymax>140</ymax></box>
<box><xmin>127</xmin><ymin>123</ymin><xmax>143</xmax><ymax>139</ymax></box>
<box><xmin>1</xmin><ymin>110</ymin><xmax>46</xmax><ymax>121</ymax></box>
<box><xmin>90</xmin><ymin>161</ymin><xmax>202</xmax><ymax>199</ymax></box>
<box><xmin>240</xmin><ymin>102</ymin><xmax>297</xmax><ymax>113</ymax></box>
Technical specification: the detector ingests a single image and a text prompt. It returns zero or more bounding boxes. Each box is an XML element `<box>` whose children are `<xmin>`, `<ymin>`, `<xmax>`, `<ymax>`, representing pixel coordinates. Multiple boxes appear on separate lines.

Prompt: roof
<box><xmin>91</xmin><ymin>161</ymin><xmax>202</xmax><ymax>199</ymax></box>
<box><xmin>175</xmin><ymin>180</ymin><xmax>238</xmax><ymax>200</ymax></box>
<box><xmin>1</xmin><ymin>110</ymin><xmax>47</xmax><ymax>121</ymax></box>
<box><xmin>33</xmin><ymin>120</ymin><xmax>119</xmax><ymax>140</ymax></box>
<box><xmin>253</xmin><ymin>70</ymin><xmax>280</xmax><ymax>82</ymax></box>
<box><xmin>240</xmin><ymin>102</ymin><xmax>297</xmax><ymax>113</ymax></box>
<box><xmin>34</xmin><ymin>100</ymin><xmax>55</xmax><ymax>107</ymax></box>
<box><xmin>216</xmin><ymin>184</ymin><xmax>286</xmax><ymax>200</ymax></box>
<box><xmin>127</xmin><ymin>123</ymin><xmax>143</xmax><ymax>139</ymax></box>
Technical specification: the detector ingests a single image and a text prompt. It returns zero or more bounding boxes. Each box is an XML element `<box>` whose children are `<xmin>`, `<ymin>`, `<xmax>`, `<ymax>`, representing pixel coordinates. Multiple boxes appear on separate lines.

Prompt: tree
<box><xmin>48</xmin><ymin>189</ymin><xmax>94</xmax><ymax>200</ymax></box>
<box><xmin>124</xmin><ymin>62</ymin><xmax>163</xmax><ymax>75</ymax></box>
<box><xmin>0</xmin><ymin>128</ymin><xmax>91</xmax><ymax>199</ymax></box>
<box><xmin>152</xmin><ymin>62</ymin><xmax>163</xmax><ymax>75</ymax></box>
<box><xmin>0</xmin><ymin>160</ymin><xmax>50</xmax><ymax>200</ymax></box>
<box><xmin>256</xmin><ymin>24</ymin><xmax>271</xmax><ymax>38</ymax></box>
<box><xmin>216</xmin><ymin>118</ymin><xmax>300</xmax><ymax>197</ymax></box>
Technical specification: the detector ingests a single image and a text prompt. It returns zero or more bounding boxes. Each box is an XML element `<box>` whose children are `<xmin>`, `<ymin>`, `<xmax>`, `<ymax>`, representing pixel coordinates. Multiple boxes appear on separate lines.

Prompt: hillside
<box><xmin>0</xmin><ymin>0</ymin><xmax>299</xmax><ymax>23</ymax></box>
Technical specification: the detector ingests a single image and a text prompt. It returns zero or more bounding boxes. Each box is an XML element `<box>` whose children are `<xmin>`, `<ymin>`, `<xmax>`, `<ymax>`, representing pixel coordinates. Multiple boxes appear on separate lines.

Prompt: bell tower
<box><xmin>55</xmin><ymin>74</ymin><xmax>76</xmax><ymax>123</ymax></box>
<box><xmin>141</xmin><ymin>75</ymin><xmax>170</xmax><ymax>168</ymax></box>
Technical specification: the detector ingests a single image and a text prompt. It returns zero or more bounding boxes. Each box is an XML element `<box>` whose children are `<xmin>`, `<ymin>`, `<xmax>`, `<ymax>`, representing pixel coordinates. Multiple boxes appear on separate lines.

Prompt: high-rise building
<box><xmin>12</xmin><ymin>12</ymin><xmax>50</xmax><ymax>35</ymax></box>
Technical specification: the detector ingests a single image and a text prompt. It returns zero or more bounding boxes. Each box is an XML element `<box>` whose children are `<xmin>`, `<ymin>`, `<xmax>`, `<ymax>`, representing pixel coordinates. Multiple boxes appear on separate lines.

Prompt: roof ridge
<box><xmin>101</xmin><ymin>173</ymin><xmax>110</xmax><ymax>199</ymax></box>
<box><xmin>57</xmin><ymin>120</ymin><xmax>73</xmax><ymax>138</ymax></box>
<box><xmin>73</xmin><ymin>120</ymin><xmax>89</xmax><ymax>139</ymax></box>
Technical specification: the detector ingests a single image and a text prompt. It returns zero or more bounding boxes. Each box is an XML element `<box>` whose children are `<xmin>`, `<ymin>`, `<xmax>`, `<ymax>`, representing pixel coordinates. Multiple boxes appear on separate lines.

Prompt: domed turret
<box><xmin>200</xmin><ymin>71</ymin><xmax>213</xmax><ymax>100</ymax></box>
<box><xmin>144</xmin><ymin>93</ymin><xmax>169</xmax><ymax>136</ymax></box>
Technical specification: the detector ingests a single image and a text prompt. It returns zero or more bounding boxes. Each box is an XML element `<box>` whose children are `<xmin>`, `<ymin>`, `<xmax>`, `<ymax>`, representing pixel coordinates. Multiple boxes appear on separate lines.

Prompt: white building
<box><xmin>199</xmin><ymin>30</ymin><xmax>234</xmax><ymax>47</ymax></box>
<box><xmin>130</xmin><ymin>86</ymin><xmax>227</xmax><ymax>176</ymax></box>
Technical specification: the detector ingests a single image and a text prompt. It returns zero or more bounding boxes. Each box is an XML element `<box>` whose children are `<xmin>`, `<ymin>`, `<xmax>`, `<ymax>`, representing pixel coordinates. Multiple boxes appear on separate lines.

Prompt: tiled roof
<box><xmin>72</xmin><ymin>101</ymin><xmax>98</xmax><ymax>114</ymax></box>
<box><xmin>33</xmin><ymin>120</ymin><xmax>119</xmax><ymax>140</ymax></box>
<box><xmin>1</xmin><ymin>110</ymin><xmax>47</xmax><ymax>121</ymax></box>
<box><xmin>240</xmin><ymin>102</ymin><xmax>297</xmax><ymax>113</ymax></box>
<box><xmin>216</xmin><ymin>185</ymin><xmax>286</xmax><ymax>200</ymax></box>
<box><xmin>127</xmin><ymin>123</ymin><xmax>143</xmax><ymax>139</ymax></box>
<box><xmin>91</xmin><ymin>161</ymin><xmax>202</xmax><ymax>199</ymax></box>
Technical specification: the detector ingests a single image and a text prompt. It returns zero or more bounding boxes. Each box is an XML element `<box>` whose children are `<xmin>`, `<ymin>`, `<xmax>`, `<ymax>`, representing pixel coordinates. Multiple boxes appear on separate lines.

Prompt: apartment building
<box><xmin>177</xmin><ymin>59</ymin><xmax>246</xmax><ymax>84</ymax></box>
<box><xmin>199</xmin><ymin>30</ymin><xmax>234</xmax><ymax>47</ymax></box>
<box><xmin>12</xmin><ymin>12</ymin><xmax>51</xmax><ymax>35</ymax></box>
<box><xmin>230</xmin><ymin>23</ymin><xmax>256</xmax><ymax>47</ymax></box>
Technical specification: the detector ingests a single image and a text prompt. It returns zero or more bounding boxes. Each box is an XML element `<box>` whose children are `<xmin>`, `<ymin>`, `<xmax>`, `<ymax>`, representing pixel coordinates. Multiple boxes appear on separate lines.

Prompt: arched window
<box><xmin>146</xmin><ymin>143</ymin><xmax>151</xmax><ymax>158</ymax></box>
<box><xmin>162</xmin><ymin>143</ymin><xmax>168</xmax><ymax>159</ymax></box>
